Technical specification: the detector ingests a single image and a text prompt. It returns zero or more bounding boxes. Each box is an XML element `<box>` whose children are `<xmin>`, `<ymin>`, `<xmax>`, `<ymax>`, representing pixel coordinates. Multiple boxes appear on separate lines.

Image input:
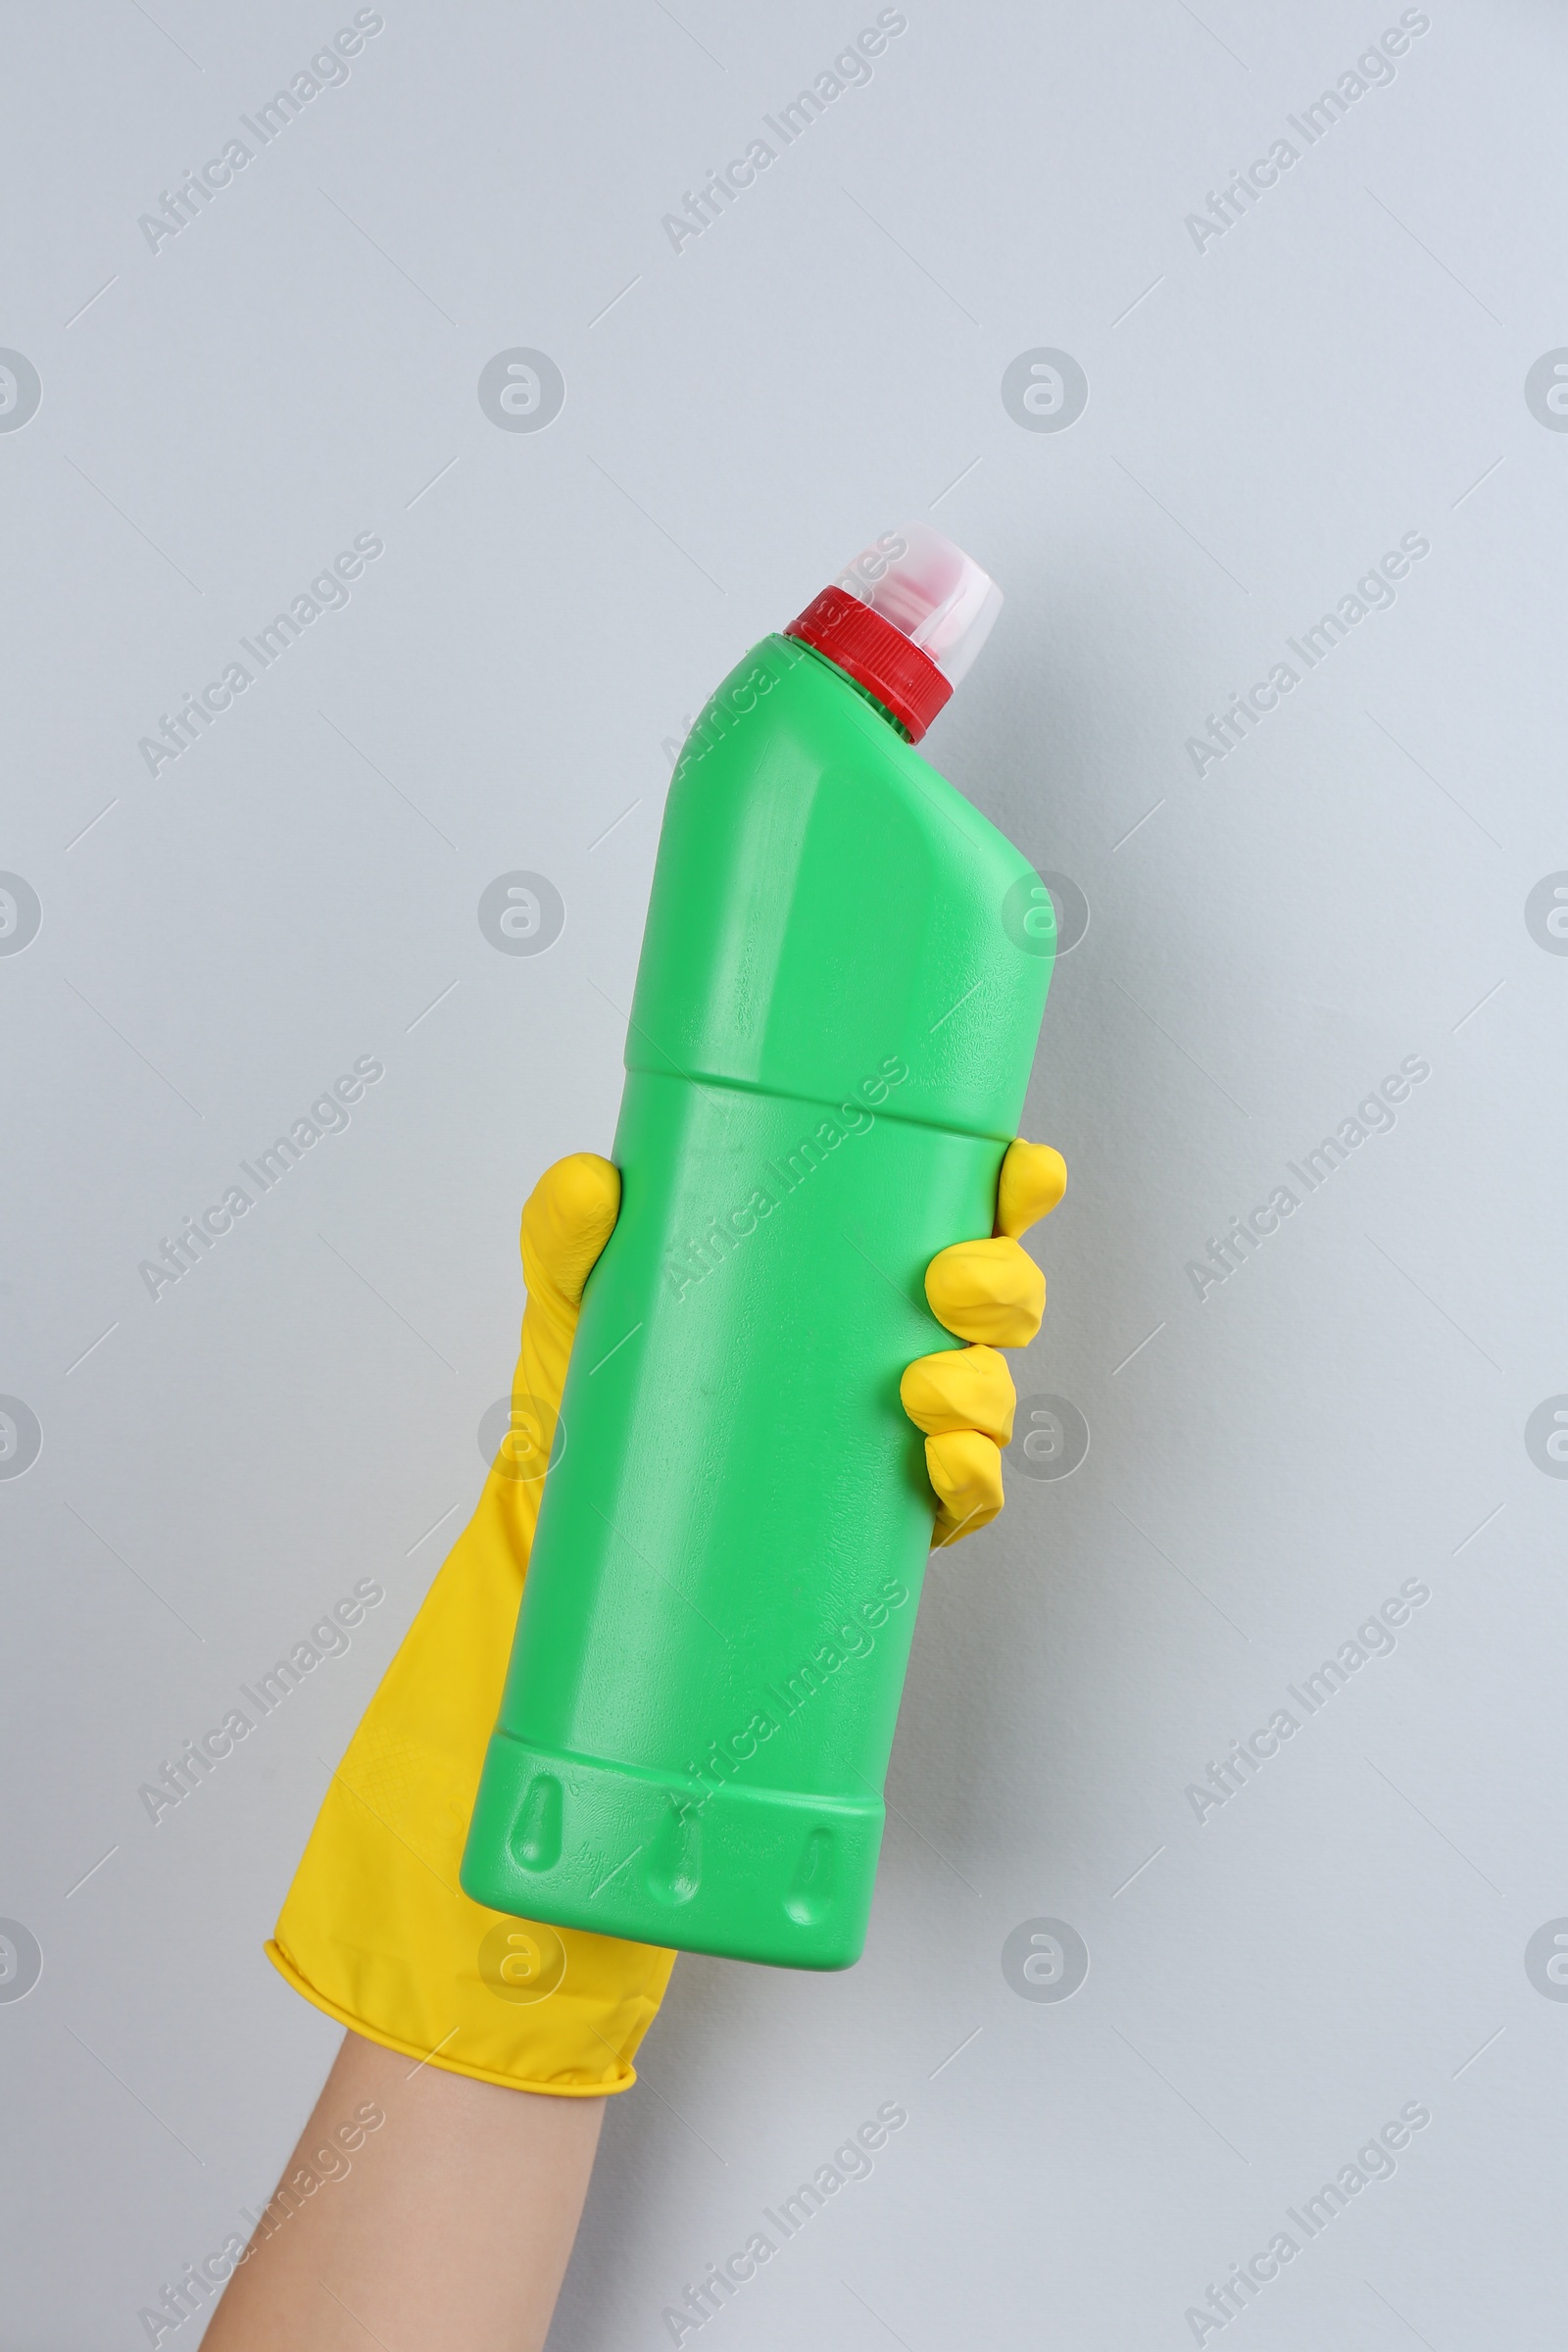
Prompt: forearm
<box><xmin>205</xmin><ymin>2031</ymin><xmax>604</xmax><ymax>2352</ymax></box>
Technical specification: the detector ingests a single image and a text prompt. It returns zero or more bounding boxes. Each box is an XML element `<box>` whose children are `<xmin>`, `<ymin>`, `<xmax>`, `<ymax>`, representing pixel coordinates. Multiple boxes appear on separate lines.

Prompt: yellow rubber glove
<box><xmin>267</xmin><ymin>1153</ymin><xmax>676</xmax><ymax>2095</ymax></box>
<box><xmin>268</xmin><ymin>1139</ymin><xmax>1064</xmax><ymax>2088</ymax></box>
<box><xmin>901</xmin><ymin>1139</ymin><xmax>1067</xmax><ymax>1544</ymax></box>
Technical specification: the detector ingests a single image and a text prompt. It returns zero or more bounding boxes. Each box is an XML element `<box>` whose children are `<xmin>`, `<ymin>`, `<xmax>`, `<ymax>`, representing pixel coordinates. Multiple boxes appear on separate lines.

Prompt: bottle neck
<box><xmin>788</xmin><ymin>638</ymin><xmax>914</xmax><ymax>740</ymax></box>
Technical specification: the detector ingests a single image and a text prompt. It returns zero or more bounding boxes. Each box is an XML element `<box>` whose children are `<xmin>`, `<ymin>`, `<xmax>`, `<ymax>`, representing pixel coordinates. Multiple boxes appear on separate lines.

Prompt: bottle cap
<box><xmin>784</xmin><ymin>523</ymin><xmax>1003</xmax><ymax>741</ymax></box>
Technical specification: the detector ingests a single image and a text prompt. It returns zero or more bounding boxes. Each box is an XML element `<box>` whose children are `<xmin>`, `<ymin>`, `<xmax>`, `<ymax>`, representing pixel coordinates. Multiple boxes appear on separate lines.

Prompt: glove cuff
<box><xmin>264</xmin><ymin>1934</ymin><xmax>670</xmax><ymax>2099</ymax></box>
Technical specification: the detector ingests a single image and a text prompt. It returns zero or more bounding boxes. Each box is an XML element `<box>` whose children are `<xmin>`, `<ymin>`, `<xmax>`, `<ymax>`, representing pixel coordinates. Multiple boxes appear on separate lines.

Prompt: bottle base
<box><xmin>461</xmin><ymin>1731</ymin><xmax>883</xmax><ymax>1970</ymax></box>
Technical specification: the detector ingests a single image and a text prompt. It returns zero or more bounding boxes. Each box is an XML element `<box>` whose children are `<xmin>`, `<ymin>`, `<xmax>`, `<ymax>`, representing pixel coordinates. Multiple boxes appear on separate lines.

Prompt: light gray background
<box><xmin>2</xmin><ymin>1</ymin><xmax>1565</xmax><ymax>2344</ymax></box>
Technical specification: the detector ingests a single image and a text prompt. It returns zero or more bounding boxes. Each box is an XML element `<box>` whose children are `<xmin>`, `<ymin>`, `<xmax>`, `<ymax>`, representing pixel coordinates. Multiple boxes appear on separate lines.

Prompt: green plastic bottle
<box><xmin>462</xmin><ymin>525</ymin><xmax>1054</xmax><ymax>1968</ymax></box>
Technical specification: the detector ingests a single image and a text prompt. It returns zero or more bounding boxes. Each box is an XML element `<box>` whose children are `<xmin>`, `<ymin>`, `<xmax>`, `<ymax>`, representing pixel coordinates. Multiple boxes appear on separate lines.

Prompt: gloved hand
<box><xmin>268</xmin><ymin>1137</ymin><xmax>1063</xmax><ymax>2091</ymax></box>
<box><xmin>901</xmin><ymin>1139</ymin><xmax>1066</xmax><ymax>1544</ymax></box>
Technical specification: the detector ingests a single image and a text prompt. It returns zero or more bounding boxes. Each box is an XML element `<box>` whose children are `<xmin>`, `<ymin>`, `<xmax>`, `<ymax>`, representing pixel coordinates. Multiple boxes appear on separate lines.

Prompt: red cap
<box><xmin>784</xmin><ymin>526</ymin><xmax>1003</xmax><ymax>742</ymax></box>
<box><xmin>785</xmin><ymin>585</ymin><xmax>952</xmax><ymax>741</ymax></box>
